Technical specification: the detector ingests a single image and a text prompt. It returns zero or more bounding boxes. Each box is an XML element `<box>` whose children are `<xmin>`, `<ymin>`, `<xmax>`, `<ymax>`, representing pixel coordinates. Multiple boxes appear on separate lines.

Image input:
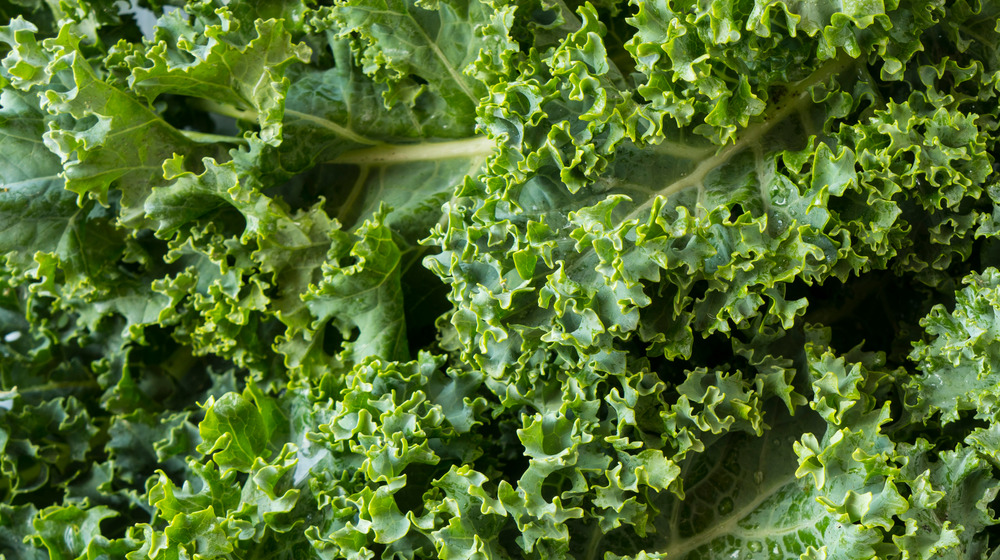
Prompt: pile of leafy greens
<box><xmin>3</xmin><ymin>0</ymin><xmax>1000</xmax><ymax>558</ymax></box>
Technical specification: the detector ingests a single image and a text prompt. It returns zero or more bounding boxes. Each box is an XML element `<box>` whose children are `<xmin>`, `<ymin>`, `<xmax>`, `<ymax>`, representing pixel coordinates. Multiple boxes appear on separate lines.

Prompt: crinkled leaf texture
<box><xmin>3</xmin><ymin>0</ymin><xmax>1000</xmax><ymax>559</ymax></box>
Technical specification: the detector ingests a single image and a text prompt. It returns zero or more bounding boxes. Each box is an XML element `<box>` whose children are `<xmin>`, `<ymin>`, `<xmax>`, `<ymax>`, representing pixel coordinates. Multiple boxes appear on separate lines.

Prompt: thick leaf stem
<box><xmin>192</xmin><ymin>98</ymin><xmax>257</xmax><ymax>122</ymax></box>
<box><xmin>191</xmin><ymin>98</ymin><xmax>494</xmax><ymax>161</ymax></box>
<box><xmin>330</xmin><ymin>137</ymin><xmax>495</xmax><ymax>165</ymax></box>
<box><xmin>16</xmin><ymin>380</ymin><xmax>101</xmax><ymax>395</ymax></box>
<box><xmin>178</xmin><ymin>130</ymin><xmax>248</xmax><ymax>144</ymax></box>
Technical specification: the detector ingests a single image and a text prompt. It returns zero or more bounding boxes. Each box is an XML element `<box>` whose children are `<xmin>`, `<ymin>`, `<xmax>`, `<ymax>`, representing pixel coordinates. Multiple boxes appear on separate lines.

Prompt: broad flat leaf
<box><xmin>645</xmin><ymin>412</ymin><xmax>881</xmax><ymax>560</ymax></box>
<box><xmin>31</xmin><ymin>504</ymin><xmax>117</xmax><ymax>560</ymax></box>
<box><xmin>0</xmin><ymin>86</ymin><xmax>71</xmax><ymax>276</ymax></box>
<box><xmin>0</xmin><ymin>504</ymin><xmax>45</xmax><ymax>560</ymax></box>
<box><xmin>198</xmin><ymin>391</ymin><xmax>268</xmax><ymax>473</ymax></box>
<box><xmin>304</xmin><ymin>208</ymin><xmax>410</xmax><ymax>365</ymax></box>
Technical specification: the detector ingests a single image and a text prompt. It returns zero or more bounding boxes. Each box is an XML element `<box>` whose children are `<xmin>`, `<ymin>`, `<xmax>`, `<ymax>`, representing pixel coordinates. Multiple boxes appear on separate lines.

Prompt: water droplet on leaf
<box><xmin>718</xmin><ymin>497</ymin><xmax>734</xmax><ymax>515</ymax></box>
<box><xmin>769</xmin><ymin>185</ymin><xmax>788</xmax><ymax>206</ymax></box>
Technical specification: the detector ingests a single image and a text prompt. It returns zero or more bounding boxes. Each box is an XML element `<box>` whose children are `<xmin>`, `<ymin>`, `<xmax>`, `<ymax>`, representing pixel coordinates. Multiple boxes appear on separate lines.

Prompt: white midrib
<box><xmin>331</xmin><ymin>136</ymin><xmax>494</xmax><ymax>165</ymax></box>
<box><xmin>658</xmin><ymin>472</ymin><xmax>798</xmax><ymax>558</ymax></box>
<box><xmin>192</xmin><ymin>99</ymin><xmax>495</xmax><ymax>164</ymax></box>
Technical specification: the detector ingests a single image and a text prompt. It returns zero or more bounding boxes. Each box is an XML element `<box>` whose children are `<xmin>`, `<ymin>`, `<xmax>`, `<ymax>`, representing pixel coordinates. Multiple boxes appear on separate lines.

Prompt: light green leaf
<box><xmin>647</xmin><ymin>413</ymin><xmax>881</xmax><ymax>560</ymax></box>
<box><xmin>304</xmin><ymin>207</ymin><xmax>410</xmax><ymax>365</ymax></box>
<box><xmin>31</xmin><ymin>504</ymin><xmax>117</xmax><ymax>560</ymax></box>
<box><xmin>907</xmin><ymin>268</ymin><xmax>1000</xmax><ymax>424</ymax></box>
<box><xmin>198</xmin><ymin>391</ymin><xmax>268</xmax><ymax>472</ymax></box>
<box><xmin>326</xmin><ymin>0</ymin><xmax>490</xmax><ymax>120</ymax></box>
<box><xmin>124</xmin><ymin>10</ymin><xmax>311</xmax><ymax>145</ymax></box>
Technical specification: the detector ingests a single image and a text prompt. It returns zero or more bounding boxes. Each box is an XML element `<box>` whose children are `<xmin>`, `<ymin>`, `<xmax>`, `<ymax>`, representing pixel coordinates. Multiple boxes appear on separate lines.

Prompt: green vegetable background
<box><xmin>2</xmin><ymin>0</ymin><xmax>1000</xmax><ymax>558</ymax></box>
